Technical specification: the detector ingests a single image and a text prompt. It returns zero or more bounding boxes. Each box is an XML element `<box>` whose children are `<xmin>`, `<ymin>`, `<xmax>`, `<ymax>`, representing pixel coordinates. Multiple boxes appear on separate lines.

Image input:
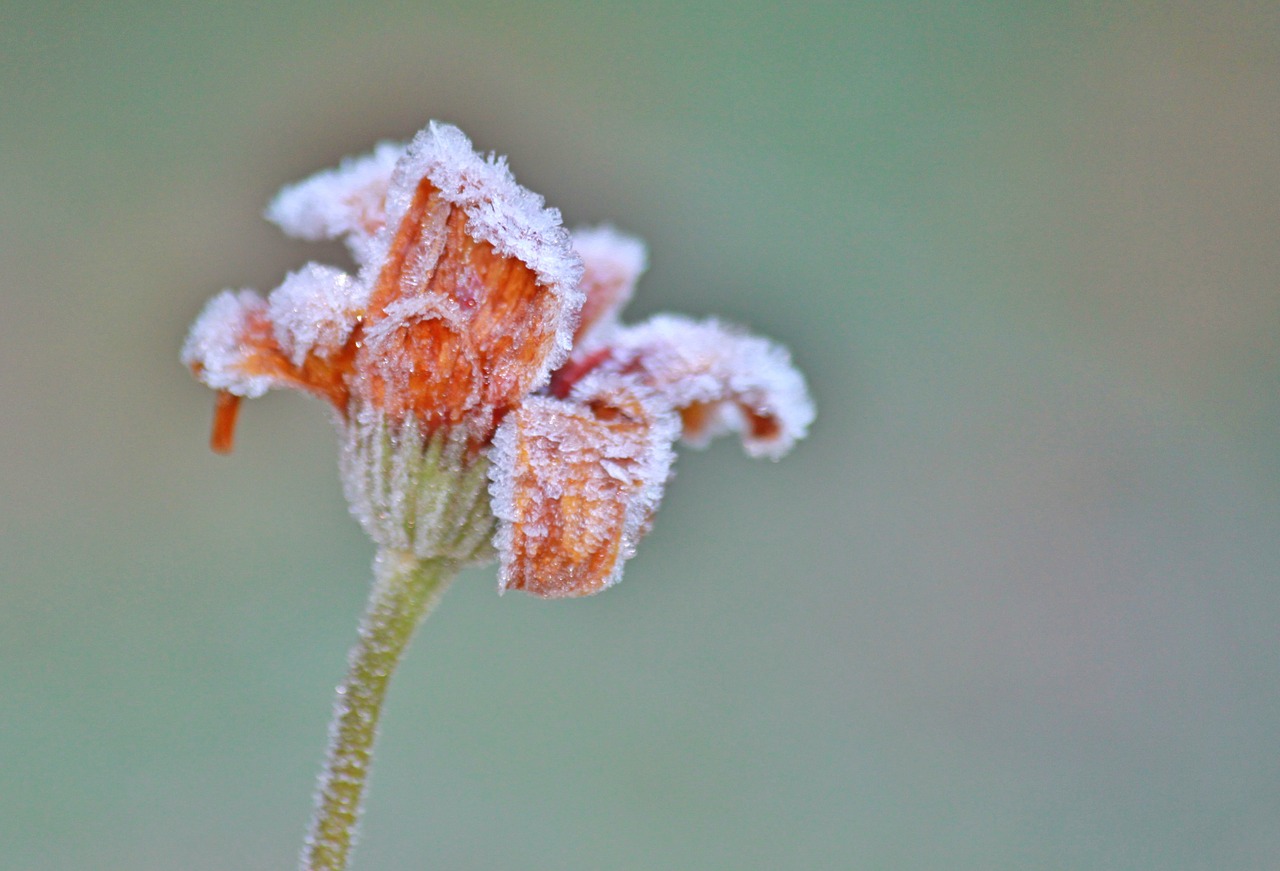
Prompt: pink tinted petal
<box><xmin>569</xmin><ymin>225</ymin><xmax>647</xmax><ymax>345</ymax></box>
<box><xmin>488</xmin><ymin>377</ymin><xmax>677</xmax><ymax>598</ymax></box>
<box><xmin>599</xmin><ymin>314</ymin><xmax>815</xmax><ymax>459</ymax></box>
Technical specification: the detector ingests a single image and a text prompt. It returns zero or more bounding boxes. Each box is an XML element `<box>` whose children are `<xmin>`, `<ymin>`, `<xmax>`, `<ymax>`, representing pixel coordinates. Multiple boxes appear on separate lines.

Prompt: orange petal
<box><xmin>354</xmin><ymin>124</ymin><xmax>583</xmax><ymax>437</ymax></box>
<box><xmin>182</xmin><ymin>289</ymin><xmax>353</xmax><ymax>451</ymax></box>
<box><xmin>584</xmin><ymin>315</ymin><xmax>815</xmax><ymax>459</ymax></box>
<box><xmin>488</xmin><ymin>380</ymin><xmax>677</xmax><ymax>598</ymax></box>
<box><xmin>358</xmin><ymin>182</ymin><xmax>550</xmax><ymax>432</ymax></box>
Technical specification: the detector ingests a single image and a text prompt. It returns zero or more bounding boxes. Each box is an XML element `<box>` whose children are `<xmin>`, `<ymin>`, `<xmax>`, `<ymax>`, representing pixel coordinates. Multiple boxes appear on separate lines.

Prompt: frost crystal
<box><xmin>181</xmin><ymin>289</ymin><xmax>277</xmax><ymax>398</ymax></box>
<box><xmin>267</xmin><ymin>141</ymin><xmax>405</xmax><ymax>266</ymax></box>
<box><xmin>570</xmin><ymin>225</ymin><xmax>647</xmax><ymax>344</ymax></box>
<box><xmin>268</xmin><ymin>264</ymin><xmax>365</xmax><ymax>366</ymax></box>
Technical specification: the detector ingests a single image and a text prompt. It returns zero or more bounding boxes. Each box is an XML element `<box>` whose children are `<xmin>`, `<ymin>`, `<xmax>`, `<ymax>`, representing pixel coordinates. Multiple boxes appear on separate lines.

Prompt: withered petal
<box><xmin>266</xmin><ymin>140</ymin><xmax>404</xmax><ymax>266</ymax></box>
<box><xmin>181</xmin><ymin>289</ymin><xmax>352</xmax><ymax>451</ymax></box>
<box><xmin>352</xmin><ymin>123</ymin><xmax>584</xmax><ymax>439</ymax></box>
<box><xmin>574</xmin><ymin>314</ymin><xmax>815</xmax><ymax>459</ymax></box>
<box><xmin>488</xmin><ymin>378</ymin><xmax>678</xmax><ymax>598</ymax></box>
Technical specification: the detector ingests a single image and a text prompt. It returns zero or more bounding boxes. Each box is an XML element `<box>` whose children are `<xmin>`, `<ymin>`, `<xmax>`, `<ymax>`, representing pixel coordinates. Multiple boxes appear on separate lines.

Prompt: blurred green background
<box><xmin>3</xmin><ymin>2</ymin><xmax>1278</xmax><ymax>869</ymax></box>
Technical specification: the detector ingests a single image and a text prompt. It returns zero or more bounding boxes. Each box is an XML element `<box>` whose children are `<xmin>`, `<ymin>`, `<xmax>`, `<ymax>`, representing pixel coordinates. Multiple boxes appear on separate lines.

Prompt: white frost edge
<box><xmin>265</xmin><ymin>140</ymin><xmax>404</xmax><ymax>245</ymax></box>
<box><xmin>570</xmin><ymin>224</ymin><xmax>648</xmax><ymax>340</ymax></box>
<box><xmin>486</xmin><ymin>415</ymin><xmax>520</xmax><ymax>593</ymax></box>
<box><xmin>180</xmin><ymin>289</ymin><xmax>278</xmax><ymax>398</ymax></box>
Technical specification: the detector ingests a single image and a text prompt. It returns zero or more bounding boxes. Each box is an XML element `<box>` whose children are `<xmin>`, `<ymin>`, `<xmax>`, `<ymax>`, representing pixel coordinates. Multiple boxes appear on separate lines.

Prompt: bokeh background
<box><xmin>3</xmin><ymin>2</ymin><xmax>1278</xmax><ymax>869</ymax></box>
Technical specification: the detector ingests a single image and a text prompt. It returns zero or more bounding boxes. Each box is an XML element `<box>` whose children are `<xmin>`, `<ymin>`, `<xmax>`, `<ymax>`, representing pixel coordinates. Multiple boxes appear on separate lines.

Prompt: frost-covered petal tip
<box><xmin>266</xmin><ymin>140</ymin><xmax>405</xmax><ymax>264</ymax></box>
<box><xmin>182</xmin><ymin>289</ymin><xmax>285</xmax><ymax>399</ymax></box>
<box><xmin>567</xmin><ymin>315</ymin><xmax>814</xmax><ymax>459</ymax></box>
<box><xmin>268</xmin><ymin>263</ymin><xmax>365</xmax><ymax>367</ymax></box>
<box><xmin>570</xmin><ymin>225</ymin><xmax>647</xmax><ymax>344</ymax></box>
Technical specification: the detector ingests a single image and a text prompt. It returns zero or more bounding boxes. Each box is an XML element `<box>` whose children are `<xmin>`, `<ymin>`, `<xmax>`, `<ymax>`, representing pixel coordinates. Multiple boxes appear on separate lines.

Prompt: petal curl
<box><xmin>182</xmin><ymin>287</ymin><xmax>353</xmax><ymax>451</ymax></box>
<box><xmin>266</xmin><ymin>141</ymin><xmax>404</xmax><ymax>266</ymax></box>
<box><xmin>182</xmin><ymin>289</ymin><xmax>291</xmax><ymax>400</ymax></box>
<box><xmin>352</xmin><ymin>123</ymin><xmax>584</xmax><ymax>437</ymax></box>
<box><xmin>569</xmin><ymin>225</ymin><xmax>647</xmax><ymax>345</ymax></box>
<box><xmin>488</xmin><ymin>377</ymin><xmax>677</xmax><ymax>598</ymax></box>
<box><xmin>573</xmin><ymin>315</ymin><xmax>815</xmax><ymax>459</ymax></box>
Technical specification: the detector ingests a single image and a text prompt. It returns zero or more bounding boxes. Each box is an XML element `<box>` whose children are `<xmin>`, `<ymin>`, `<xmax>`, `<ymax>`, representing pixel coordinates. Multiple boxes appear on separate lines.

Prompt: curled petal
<box><xmin>182</xmin><ymin>288</ymin><xmax>352</xmax><ymax>451</ymax></box>
<box><xmin>585</xmin><ymin>314</ymin><xmax>815</xmax><ymax>459</ymax></box>
<box><xmin>182</xmin><ymin>289</ymin><xmax>292</xmax><ymax>399</ymax></box>
<box><xmin>488</xmin><ymin>378</ymin><xmax>677</xmax><ymax>598</ymax></box>
<box><xmin>266</xmin><ymin>141</ymin><xmax>404</xmax><ymax>266</ymax></box>
<box><xmin>354</xmin><ymin>123</ymin><xmax>584</xmax><ymax>437</ymax></box>
<box><xmin>570</xmin><ymin>225</ymin><xmax>647</xmax><ymax>345</ymax></box>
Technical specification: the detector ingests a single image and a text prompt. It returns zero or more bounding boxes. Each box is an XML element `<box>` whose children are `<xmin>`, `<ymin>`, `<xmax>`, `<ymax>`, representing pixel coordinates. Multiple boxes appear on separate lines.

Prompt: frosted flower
<box><xmin>183</xmin><ymin>121</ymin><xmax>814</xmax><ymax>597</ymax></box>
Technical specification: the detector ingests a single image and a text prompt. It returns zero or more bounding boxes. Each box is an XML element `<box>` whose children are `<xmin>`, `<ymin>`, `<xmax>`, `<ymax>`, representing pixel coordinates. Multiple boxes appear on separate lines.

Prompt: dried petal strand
<box><xmin>210</xmin><ymin>390</ymin><xmax>241</xmax><ymax>454</ymax></box>
<box><xmin>489</xmin><ymin>379</ymin><xmax>677</xmax><ymax>597</ymax></box>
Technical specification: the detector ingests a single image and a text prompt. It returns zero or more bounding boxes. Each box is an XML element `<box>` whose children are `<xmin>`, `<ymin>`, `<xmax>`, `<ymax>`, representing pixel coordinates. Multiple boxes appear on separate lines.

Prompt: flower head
<box><xmin>183</xmin><ymin>121</ymin><xmax>813</xmax><ymax>596</ymax></box>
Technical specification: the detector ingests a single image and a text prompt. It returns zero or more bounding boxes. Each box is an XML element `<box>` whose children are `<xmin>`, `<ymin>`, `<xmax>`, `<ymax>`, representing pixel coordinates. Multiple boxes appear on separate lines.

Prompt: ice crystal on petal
<box><xmin>268</xmin><ymin>264</ymin><xmax>365</xmax><ymax>366</ymax></box>
<box><xmin>570</xmin><ymin>225</ymin><xmax>647</xmax><ymax>344</ymax></box>
<box><xmin>181</xmin><ymin>289</ymin><xmax>280</xmax><ymax>398</ymax></box>
<box><xmin>592</xmin><ymin>314</ymin><xmax>815</xmax><ymax>459</ymax></box>
<box><xmin>266</xmin><ymin>140</ymin><xmax>404</xmax><ymax>265</ymax></box>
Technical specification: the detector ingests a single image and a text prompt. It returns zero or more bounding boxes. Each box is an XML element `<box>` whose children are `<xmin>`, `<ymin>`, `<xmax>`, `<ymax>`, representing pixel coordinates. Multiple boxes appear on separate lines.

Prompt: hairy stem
<box><xmin>302</xmin><ymin>550</ymin><xmax>456</xmax><ymax>871</ymax></box>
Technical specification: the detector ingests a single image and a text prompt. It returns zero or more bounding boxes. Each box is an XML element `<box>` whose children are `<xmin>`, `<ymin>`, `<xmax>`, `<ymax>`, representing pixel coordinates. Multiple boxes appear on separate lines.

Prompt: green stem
<box><xmin>302</xmin><ymin>550</ymin><xmax>456</xmax><ymax>871</ymax></box>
